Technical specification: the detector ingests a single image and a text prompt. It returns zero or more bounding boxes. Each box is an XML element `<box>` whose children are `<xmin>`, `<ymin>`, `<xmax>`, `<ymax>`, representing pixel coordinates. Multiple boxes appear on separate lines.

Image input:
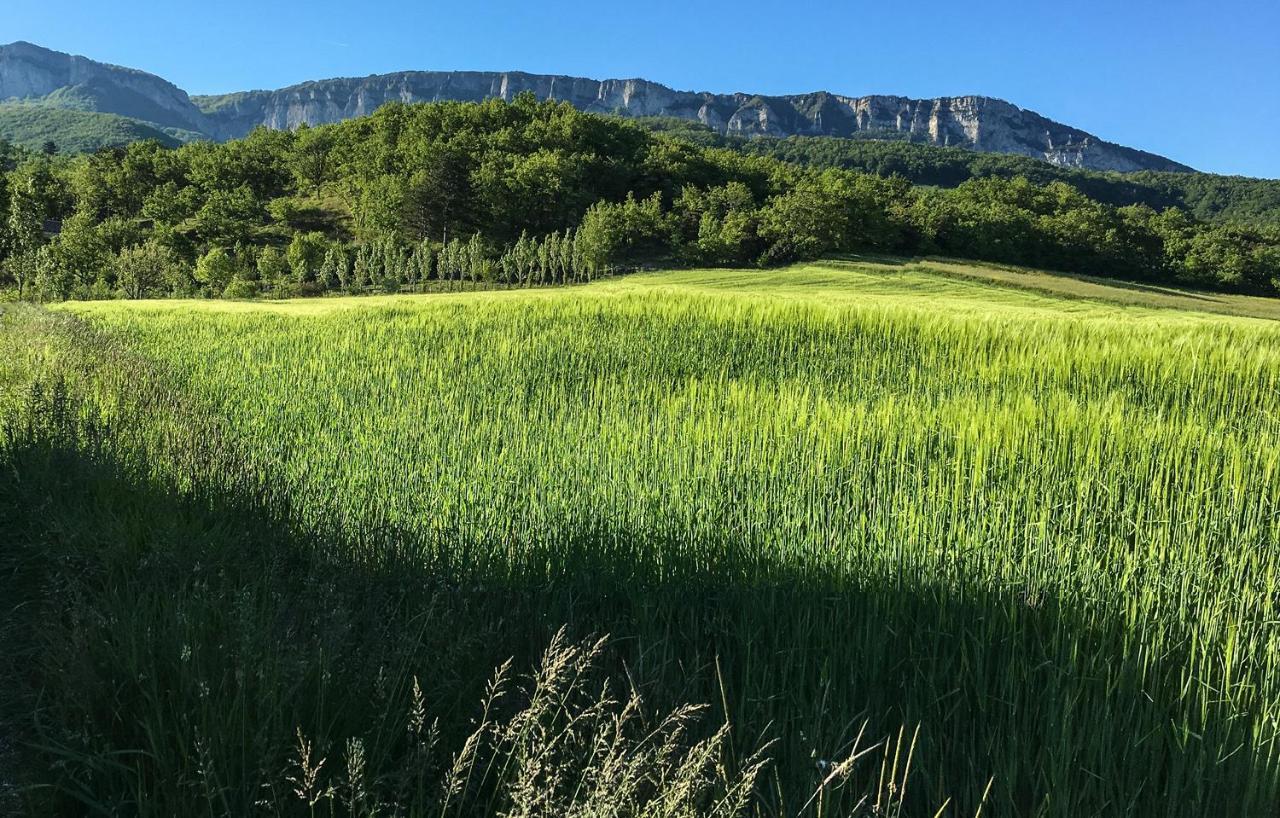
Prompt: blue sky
<box><xmin>4</xmin><ymin>0</ymin><xmax>1278</xmax><ymax>177</ymax></box>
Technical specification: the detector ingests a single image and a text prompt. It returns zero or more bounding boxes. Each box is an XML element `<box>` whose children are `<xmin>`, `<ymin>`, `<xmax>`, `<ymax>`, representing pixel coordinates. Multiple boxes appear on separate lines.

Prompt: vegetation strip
<box><xmin>0</xmin><ymin>97</ymin><xmax>1276</xmax><ymax>306</ymax></box>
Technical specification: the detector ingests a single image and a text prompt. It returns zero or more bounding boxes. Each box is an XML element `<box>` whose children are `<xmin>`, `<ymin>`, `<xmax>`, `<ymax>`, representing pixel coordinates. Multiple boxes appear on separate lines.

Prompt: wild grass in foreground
<box><xmin>0</xmin><ymin>311</ymin><xmax>923</xmax><ymax>817</ymax></box>
<box><xmin>4</xmin><ymin>260</ymin><xmax>1280</xmax><ymax>815</ymax></box>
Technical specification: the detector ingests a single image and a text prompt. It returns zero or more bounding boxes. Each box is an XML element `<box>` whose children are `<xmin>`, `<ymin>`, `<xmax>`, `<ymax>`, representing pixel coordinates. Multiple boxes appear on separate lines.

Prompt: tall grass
<box><xmin>6</xmin><ymin>261</ymin><xmax>1280</xmax><ymax>814</ymax></box>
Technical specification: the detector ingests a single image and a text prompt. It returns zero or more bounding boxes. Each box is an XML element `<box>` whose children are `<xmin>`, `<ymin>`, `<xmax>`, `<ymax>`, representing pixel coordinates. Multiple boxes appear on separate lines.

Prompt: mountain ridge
<box><xmin>0</xmin><ymin>40</ymin><xmax>207</xmax><ymax>134</ymax></box>
<box><xmin>0</xmin><ymin>40</ymin><xmax>1193</xmax><ymax>173</ymax></box>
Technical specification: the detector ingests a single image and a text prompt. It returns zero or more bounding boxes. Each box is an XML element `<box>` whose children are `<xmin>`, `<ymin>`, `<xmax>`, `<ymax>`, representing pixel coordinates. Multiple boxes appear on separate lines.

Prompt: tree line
<box><xmin>642</xmin><ymin>123</ymin><xmax>1280</xmax><ymax>230</ymax></box>
<box><xmin>1</xmin><ymin>93</ymin><xmax>1278</xmax><ymax>301</ymax></box>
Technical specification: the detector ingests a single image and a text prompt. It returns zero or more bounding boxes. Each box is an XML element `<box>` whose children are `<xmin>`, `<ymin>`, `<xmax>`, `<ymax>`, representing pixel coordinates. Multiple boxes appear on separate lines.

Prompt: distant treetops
<box><xmin>1</xmin><ymin>93</ymin><xmax>1277</xmax><ymax>301</ymax></box>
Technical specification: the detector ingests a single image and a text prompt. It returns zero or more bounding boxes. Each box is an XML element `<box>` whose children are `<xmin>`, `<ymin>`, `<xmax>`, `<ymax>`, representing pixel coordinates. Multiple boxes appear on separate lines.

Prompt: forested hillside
<box><xmin>639</xmin><ymin>121</ymin><xmax>1280</xmax><ymax>229</ymax></box>
<box><xmin>1</xmin><ymin>94</ymin><xmax>1277</xmax><ymax>302</ymax></box>
<box><xmin>0</xmin><ymin>103</ymin><xmax>189</xmax><ymax>154</ymax></box>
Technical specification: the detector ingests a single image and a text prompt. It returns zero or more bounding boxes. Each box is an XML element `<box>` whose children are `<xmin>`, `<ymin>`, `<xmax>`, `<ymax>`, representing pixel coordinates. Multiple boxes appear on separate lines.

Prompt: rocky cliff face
<box><xmin>0</xmin><ymin>41</ymin><xmax>208</xmax><ymax>133</ymax></box>
<box><xmin>193</xmin><ymin>72</ymin><xmax>1188</xmax><ymax>172</ymax></box>
<box><xmin>0</xmin><ymin>41</ymin><xmax>1191</xmax><ymax>173</ymax></box>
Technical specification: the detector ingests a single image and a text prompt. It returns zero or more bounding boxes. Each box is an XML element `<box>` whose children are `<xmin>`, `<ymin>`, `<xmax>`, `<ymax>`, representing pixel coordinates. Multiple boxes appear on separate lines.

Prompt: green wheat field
<box><xmin>3</xmin><ymin>258</ymin><xmax>1280</xmax><ymax>816</ymax></box>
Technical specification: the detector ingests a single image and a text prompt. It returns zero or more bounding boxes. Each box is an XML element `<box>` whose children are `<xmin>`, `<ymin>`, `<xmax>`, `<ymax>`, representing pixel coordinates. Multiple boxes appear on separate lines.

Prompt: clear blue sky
<box><xmin>4</xmin><ymin>0</ymin><xmax>1278</xmax><ymax>177</ymax></box>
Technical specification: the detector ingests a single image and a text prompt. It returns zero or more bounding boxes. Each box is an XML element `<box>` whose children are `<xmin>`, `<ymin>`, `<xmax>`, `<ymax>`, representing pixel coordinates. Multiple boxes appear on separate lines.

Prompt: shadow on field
<box><xmin>1</xmin><ymin>395</ymin><xmax>1275</xmax><ymax>816</ymax></box>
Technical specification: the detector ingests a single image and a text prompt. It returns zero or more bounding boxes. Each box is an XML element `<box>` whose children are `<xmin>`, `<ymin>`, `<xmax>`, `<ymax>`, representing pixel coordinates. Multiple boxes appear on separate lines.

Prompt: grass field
<box><xmin>4</xmin><ymin>258</ymin><xmax>1280</xmax><ymax>815</ymax></box>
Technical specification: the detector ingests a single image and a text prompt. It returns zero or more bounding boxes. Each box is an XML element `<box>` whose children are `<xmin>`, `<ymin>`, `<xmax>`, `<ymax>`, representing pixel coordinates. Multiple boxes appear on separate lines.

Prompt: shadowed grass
<box><xmin>6</xmin><ymin>259</ymin><xmax>1280</xmax><ymax>815</ymax></box>
<box><xmin>3</xmin><ymin>380</ymin><xmax>1270</xmax><ymax>816</ymax></box>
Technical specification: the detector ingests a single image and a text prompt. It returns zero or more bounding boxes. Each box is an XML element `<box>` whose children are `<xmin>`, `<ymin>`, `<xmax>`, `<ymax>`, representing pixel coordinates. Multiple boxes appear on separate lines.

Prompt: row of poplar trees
<box><xmin>323</xmin><ymin>229</ymin><xmax>598</xmax><ymax>291</ymax></box>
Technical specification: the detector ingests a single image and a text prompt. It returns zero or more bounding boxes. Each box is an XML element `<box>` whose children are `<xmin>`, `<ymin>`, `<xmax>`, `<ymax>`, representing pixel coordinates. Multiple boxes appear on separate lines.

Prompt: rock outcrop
<box><xmin>0</xmin><ymin>41</ymin><xmax>1192</xmax><ymax>172</ymax></box>
<box><xmin>0</xmin><ymin>41</ymin><xmax>208</xmax><ymax>134</ymax></box>
<box><xmin>195</xmin><ymin>74</ymin><xmax>1189</xmax><ymax>172</ymax></box>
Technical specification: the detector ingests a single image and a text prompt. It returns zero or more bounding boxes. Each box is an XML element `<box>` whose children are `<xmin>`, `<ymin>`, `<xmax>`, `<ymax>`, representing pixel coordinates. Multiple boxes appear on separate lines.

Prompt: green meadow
<box><xmin>3</xmin><ymin>258</ymin><xmax>1280</xmax><ymax>815</ymax></box>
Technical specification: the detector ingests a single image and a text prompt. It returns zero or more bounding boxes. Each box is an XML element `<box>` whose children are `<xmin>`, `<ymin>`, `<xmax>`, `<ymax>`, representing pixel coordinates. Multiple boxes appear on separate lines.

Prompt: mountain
<box><xmin>0</xmin><ymin>40</ymin><xmax>1192</xmax><ymax>173</ymax></box>
<box><xmin>0</xmin><ymin>41</ymin><xmax>207</xmax><ymax>134</ymax></box>
<box><xmin>194</xmin><ymin>74</ymin><xmax>1191</xmax><ymax>173</ymax></box>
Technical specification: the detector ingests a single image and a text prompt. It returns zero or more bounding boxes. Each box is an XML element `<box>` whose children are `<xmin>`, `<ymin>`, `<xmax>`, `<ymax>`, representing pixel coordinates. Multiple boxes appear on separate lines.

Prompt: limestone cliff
<box><xmin>0</xmin><ymin>41</ymin><xmax>1191</xmax><ymax>172</ymax></box>
<box><xmin>192</xmin><ymin>73</ymin><xmax>1189</xmax><ymax>172</ymax></box>
<box><xmin>0</xmin><ymin>41</ymin><xmax>208</xmax><ymax>134</ymax></box>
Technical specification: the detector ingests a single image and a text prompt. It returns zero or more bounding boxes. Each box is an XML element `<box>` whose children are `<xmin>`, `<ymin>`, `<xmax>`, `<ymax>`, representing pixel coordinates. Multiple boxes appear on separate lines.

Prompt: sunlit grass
<box><xmin>65</xmin><ymin>256</ymin><xmax>1280</xmax><ymax>321</ymax></box>
<box><xmin>8</xmin><ymin>258</ymin><xmax>1280</xmax><ymax>815</ymax></box>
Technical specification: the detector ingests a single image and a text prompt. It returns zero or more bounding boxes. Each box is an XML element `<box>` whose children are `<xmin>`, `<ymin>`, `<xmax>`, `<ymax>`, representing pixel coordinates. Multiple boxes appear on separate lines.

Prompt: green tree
<box><xmin>55</xmin><ymin>211</ymin><xmax>111</xmax><ymax>294</ymax></box>
<box><xmin>141</xmin><ymin>181</ymin><xmax>200</xmax><ymax>227</ymax></box>
<box><xmin>256</xmin><ymin>246</ymin><xmax>289</xmax><ymax>288</ymax></box>
<box><xmin>286</xmin><ymin>231</ymin><xmax>329</xmax><ymax>284</ymax></box>
<box><xmin>757</xmin><ymin>173</ymin><xmax>850</xmax><ymax>264</ymax></box>
<box><xmin>195</xmin><ymin>185</ymin><xmax>263</xmax><ymax>246</ymax></box>
<box><xmin>194</xmin><ymin>247</ymin><xmax>237</xmax><ymax>294</ymax></box>
<box><xmin>1</xmin><ymin>249</ymin><xmax>38</xmax><ymax>297</ymax></box>
<box><xmin>33</xmin><ymin>243</ymin><xmax>74</xmax><ymax>300</ymax></box>
<box><xmin>0</xmin><ymin>170</ymin><xmax>10</xmax><ymax>264</ymax></box>
<box><xmin>319</xmin><ymin>246</ymin><xmax>345</xmax><ymax>290</ymax></box>
<box><xmin>402</xmin><ymin>142</ymin><xmax>476</xmax><ymax>244</ymax></box>
<box><xmin>7</xmin><ymin>174</ymin><xmax>47</xmax><ymax>259</ymax></box>
<box><xmin>291</xmin><ymin>124</ymin><xmax>336</xmax><ymax>193</ymax></box>
<box><xmin>116</xmin><ymin>240</ymin><xmax>183</xmax><ymax>299</ymax></box>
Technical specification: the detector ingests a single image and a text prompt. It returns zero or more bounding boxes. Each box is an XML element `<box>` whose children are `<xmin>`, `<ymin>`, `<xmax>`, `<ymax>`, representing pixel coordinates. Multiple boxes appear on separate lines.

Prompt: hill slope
<box><xmin>0</xmin><ymin>102</ymin><xmax>187</xmax><ymax>152</ymax></box>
